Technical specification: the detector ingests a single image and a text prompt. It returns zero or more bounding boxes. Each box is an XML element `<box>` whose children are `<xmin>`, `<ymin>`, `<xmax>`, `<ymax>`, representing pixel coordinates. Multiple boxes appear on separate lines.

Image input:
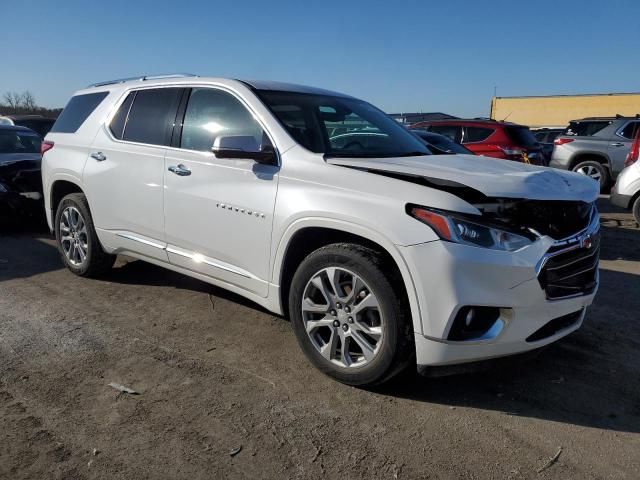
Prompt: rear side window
<box><xmin>504</xmin><ymin>127</ymin><xmax>538</xmax><ymax>148</ymax></box>
<box><xmin>564</xmin><ymin>121</ymin><xmax>611</xmax><ymax>137</ymax></box>
<box><xmin>50</xmin><ymin>92</ymin><xmax>109</xmax><ymax>133</ymax></box>
<box><xmin>464</xmin><ymin>126</ymin><xmax>494</xmax><ymax>143</ymax></box>
<box><xmin>123</xmin><ymin>88</ymin><xmax>183</xmax><ymax>146</ymax></box>
<box><xmin>109</xmin><ymin>92</ymin><xmax>135</xmax><ymax>140</ymax></box>
<box><xmin>428</xmin><ymin>125</ymin><xmax>462</xmax><ymax>142</ymax></box>
<box><xmin>619</xmin><ymin>121</ymin><xmax>640</xmax><ymax>140</ymax></box>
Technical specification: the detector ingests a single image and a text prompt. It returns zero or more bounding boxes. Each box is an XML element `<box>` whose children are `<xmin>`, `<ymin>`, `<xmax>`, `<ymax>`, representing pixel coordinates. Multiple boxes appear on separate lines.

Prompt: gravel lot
<box><xmin>1</xmin><ymin>197</ymin><xmax>639</xmax><ymax>479</ymax></box>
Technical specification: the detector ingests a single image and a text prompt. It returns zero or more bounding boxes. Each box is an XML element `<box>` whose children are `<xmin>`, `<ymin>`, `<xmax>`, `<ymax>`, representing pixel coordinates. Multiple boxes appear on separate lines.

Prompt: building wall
<box><xmin>490</xmin><ymin>93</ymin><xmax>640</xmax><ymax>128</ymax></box>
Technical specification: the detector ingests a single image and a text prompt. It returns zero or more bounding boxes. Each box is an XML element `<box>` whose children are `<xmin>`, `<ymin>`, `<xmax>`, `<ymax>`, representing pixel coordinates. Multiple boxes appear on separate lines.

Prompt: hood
<box><xmin>326</xmin><ymin>154</ymin><xmax>599</xmax><ymax>203</ymax></box>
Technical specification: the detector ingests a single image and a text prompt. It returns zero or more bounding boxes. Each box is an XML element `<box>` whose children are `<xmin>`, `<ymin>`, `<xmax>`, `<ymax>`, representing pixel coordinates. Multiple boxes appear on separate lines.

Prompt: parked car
<box><xmin>549</xmin><ymin>116</ymin><xmax>640</xmax><ymax>189</ymax></box>
<box><xmin>532</xmin><ymin>128</ymin><xmax>564</xmax><ymax>162</ymax></box>
<box><xmin>411</xmin><ymin>119</ymin><xmax>544</xmax><ymax>165</ymax></box>
<box><xmin>0</xmin><ymin>125</ymin><xmax>44</xmax><ymax>218</ymax></box>
<box><xmin>410</xmin><ymin>129</ymin><xmax>475</xmax><ymax>155</ymax></box>
<box><xmin>42</xmin><ymin>75</ymin><xmax>599</xmax><ymax>386</ymax></box>
<box><xmin>0</xmin><ymin>115</ymin><xmax>56</xmax><ymax>138</ymax></box>
<box><xmin>610</xmin><ymin>127</ymin><xmax>640</xmax><ymax>223</ymax></box>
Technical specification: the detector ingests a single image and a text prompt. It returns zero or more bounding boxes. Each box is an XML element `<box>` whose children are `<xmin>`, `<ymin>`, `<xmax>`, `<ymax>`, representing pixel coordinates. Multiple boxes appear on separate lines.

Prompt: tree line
<box><xmin>0</xmin><ymin>91</ymin><xmax>62</xmax><ymax>118</ymax></box>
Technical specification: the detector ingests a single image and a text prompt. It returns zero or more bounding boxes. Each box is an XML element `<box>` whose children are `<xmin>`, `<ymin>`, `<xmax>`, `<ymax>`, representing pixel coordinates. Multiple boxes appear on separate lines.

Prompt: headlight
<box><xmin>408</xmin><ymin>206</ymin><xmax>532</xmax><ymax>252</ymax></box>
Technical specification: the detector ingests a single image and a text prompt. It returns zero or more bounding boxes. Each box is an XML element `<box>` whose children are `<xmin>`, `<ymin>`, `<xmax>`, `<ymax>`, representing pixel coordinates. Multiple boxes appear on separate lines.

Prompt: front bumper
<box><xmin>610</xmin><ymin>191</ymin><xmax>632</xmax><ymax>209</ymax></box>
<box><xmin>401</xmin><ymin>225</ymin><xmax>598</xmax><ymax>367</ymax></box>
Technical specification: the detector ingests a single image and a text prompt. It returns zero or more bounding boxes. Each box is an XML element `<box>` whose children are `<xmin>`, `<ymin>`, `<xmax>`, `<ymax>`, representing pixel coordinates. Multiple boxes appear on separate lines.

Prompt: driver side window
<box><xmin>180</xmin><ymin>88</ymin><xmax>269</xmax><ymax>152</ymax></box>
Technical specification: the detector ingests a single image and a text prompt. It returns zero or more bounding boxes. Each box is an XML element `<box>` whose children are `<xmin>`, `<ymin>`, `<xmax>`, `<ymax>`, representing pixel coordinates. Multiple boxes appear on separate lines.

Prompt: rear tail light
<box><xmin>624</xmin><ymin>130</ymin><xmax>640</xmax><ymax>167</ymax></box>
<box><xmin>40</xmin><ymin>140</ymin><xmax>54</xmax><ymax>155</ymax></box>
<box><xmin>554</xmin><ymin>138</ymin><xmax>574</xmax><ymax>146</ymax></box>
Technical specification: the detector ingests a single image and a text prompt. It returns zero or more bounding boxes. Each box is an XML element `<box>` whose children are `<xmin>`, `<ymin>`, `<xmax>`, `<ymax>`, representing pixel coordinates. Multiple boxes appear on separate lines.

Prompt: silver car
<box><xmin>610</xmin><ymin>131</ymin><xmax>640</xmax><ymax>223</ymax></box>
<box><xmin>550</xmin><ymin>116</ymin><xmax>640</xmax><ymax>189</ymax></box>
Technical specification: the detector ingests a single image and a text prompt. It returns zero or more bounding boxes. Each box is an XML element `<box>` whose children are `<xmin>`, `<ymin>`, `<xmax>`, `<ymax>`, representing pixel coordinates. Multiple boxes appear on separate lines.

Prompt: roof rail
<box><xmin>87</xmin><ymin>73</ymin><xmax>197</xmax><ymax>88</ymax></box>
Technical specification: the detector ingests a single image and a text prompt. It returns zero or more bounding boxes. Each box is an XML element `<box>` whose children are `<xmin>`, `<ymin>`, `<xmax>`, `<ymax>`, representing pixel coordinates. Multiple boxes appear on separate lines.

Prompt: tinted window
<box><xmin>123</xmin><ymin>88</ymin><xmax>183</xmax><ymax>146</ymax></box>
<box><xmin>427</xmin><ymin>125</ymin><xmax>462</xmax><ymax>142</ymax></box>
<box><xmin>465</xmin><ymin>126</ymin><xmax>494</xmax><ymax>143</ymax></box>
<box><xmin>180</xmin><ymin>88</ymin><xmax>267</xmax><ymax>152</ymax></box>
<box><xmin>564</xmin><ymin>121</ymin><xmax>611</xmax><ymax>137</ymax></box>
<box><xmin>257</xmin><ymin>90</ymin><xmax>430</xmax><ymax>158</ymax></box>
<box><xmin>0</xmin><ymin>129</ymin><xmax>41</xmax><ymax>154</ymax></box>
<box><xmin>534</xmin><ymin>131</ymin><xmax>547</xmax><ymax>142</ymax></box>
<box><xmin>619</xmin><ymin>121</ymin><xmax>640</xmax><ymax>140</ymax></box>
<box><xmin>109</xmin><ymin>92</ymin><xmax>135</xmax><ymax>140</ymax></box>
<box><xmin>504</xmin><ymin>127</ymin><xmax>538</xmax><ymax>148</ymax></box>
<box><xmin>50</xmin><ymin>92</ymin><xmax>109</xmax><ymax>133</ymax></box>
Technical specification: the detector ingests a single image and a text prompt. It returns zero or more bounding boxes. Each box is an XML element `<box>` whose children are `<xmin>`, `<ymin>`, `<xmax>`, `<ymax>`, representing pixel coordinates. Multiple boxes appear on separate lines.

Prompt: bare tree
<box><xmin>21</xmin><ymin>91</ymin><xmax>37</xmax><ymax>111</ymax></box>
<box><xmin>2</xmin><ymin>91</ymin><xmax>22</xmax><ymax>109</ymax></box>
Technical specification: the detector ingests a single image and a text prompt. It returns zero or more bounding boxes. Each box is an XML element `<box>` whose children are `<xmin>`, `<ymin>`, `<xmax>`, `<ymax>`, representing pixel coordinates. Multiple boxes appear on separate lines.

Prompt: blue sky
<box><xmin>2</xmin><ymin>0</ymin><xmax>639</xmax><ymax>117</ymax></box>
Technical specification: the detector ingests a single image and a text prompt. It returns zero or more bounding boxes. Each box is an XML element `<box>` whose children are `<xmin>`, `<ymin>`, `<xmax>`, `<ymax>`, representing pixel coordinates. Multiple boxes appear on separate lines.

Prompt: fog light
<box><xmin>448</xmin><ymin>306</ymin><xmax>502</xmax><ymax>341</ymax></box>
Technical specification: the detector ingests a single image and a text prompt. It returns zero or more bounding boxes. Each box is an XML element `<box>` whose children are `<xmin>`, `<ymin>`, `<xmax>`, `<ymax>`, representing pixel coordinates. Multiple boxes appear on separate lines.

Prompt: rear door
<box><xmin>609</xmin><ymin>121</ymin><xmax>639</xmax><ymax>175</ymax></box>
<box><xmin>163</xmin><ymin>87</ymin><xmax>279</xmax><ymax>297</ymax></box>
<box><xmin>84</xmin><ymin>87</ymin><xmax>184</xmax><ymax>260</ymax></box>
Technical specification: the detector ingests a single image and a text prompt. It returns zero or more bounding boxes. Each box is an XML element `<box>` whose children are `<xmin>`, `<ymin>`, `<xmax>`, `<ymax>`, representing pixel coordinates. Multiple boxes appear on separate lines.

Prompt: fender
<box><xmin>44</xmin><ymin>173</ymin><xmax>85</xmax><ymax>230</ymax></box>
<box><xmin>271</xmin><ymin>216</ymin><xmax>429</xmax><ymax>335</ymax></box>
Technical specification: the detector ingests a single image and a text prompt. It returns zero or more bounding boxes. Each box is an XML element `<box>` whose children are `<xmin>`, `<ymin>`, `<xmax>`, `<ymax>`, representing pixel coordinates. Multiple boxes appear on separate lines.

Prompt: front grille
<box><xmin>513</xmin><ymin>200</ymin><xmax>593</xmax><ymax>239</ymax></box>
<box><xmin>526</xmin><ymin>309</ymin><xmax>584</xmax><ymax>342</ymax></box>
<box><xmin>538</xmin><ymin>232</ymin><xmax>600</xmax><ymax>300</ymax></box>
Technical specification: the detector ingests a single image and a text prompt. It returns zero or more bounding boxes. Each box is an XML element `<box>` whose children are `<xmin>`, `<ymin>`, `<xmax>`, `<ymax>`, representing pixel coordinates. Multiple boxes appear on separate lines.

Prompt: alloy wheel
<box><xmin>60</xmin><ymin>206</ymin><xmax>88</xmax><ymax>266</ymax></box>
<box><xmin>301</xmin><ymin>267</ymin><xmax>384</xmax><ymax>368</ymax></box>
<box><xmin>575</xmin><ymin>165</ymin><xmax>602</xmax><ymax>182</ymax></box>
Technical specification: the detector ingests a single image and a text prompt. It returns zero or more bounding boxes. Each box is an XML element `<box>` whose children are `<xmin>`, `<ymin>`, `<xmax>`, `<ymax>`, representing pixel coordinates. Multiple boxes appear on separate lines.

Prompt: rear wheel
<box><xmin>288</xmin><ymin>243</ymin><xmax>413</xmax><ymax>386</ymax></box>
<box><xmin>572</xmin><ymin>160</ymin><xmax>609</xmax><ymax>191</ymax></box>
<box><xmin>54</xmin><ymin>193</ymin><xmax>115</xmax><ymax>276</ymax></box>
<box><xmin>632</xmin><ymin>196</ymin><xmax>640</xmax><ymax>225</ymax></box>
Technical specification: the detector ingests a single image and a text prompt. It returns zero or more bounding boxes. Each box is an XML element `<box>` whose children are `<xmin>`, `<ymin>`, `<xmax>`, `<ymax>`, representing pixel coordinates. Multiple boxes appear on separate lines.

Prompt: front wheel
<box><xmin>54</xmin><ymin>193</ymin><xmax>116</xmax><ymax>276</ymax></box>
<box><xmin>288</xmin><ymin>244</ymin><xmax>413</xmax><ymax>386</ymax></box>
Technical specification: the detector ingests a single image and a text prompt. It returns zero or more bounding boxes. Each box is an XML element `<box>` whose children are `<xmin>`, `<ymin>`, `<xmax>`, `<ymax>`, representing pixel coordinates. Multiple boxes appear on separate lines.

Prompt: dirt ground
<box><xmin>0</xmin><ymin>197</ymin><xmax>639</xmax><ymax>479</ymax></box>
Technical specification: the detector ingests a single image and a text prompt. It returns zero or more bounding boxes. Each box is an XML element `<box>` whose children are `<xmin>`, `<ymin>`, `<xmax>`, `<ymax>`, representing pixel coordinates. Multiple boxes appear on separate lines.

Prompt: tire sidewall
<box><xmin>54</xmin><ymin>195</ymin><xmax>96</xmax><ymax>276</ymax></box>
<box><xmin>289</xmin><ymin>246</ymin><xmax>406</xmax><ymax>386</ymax></box>
<box><xmin>633</xmin><ymin>196</ymin><xmax>640</xmax><ymax>225</ymax></box>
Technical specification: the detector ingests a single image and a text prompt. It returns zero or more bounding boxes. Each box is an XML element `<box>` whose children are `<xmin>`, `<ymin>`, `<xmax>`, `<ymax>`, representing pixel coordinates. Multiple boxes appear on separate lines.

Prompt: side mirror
<box><xmin>212</xmin><ymin>135</ymin><xmax>277</xmax><ymax>165</ymax></box>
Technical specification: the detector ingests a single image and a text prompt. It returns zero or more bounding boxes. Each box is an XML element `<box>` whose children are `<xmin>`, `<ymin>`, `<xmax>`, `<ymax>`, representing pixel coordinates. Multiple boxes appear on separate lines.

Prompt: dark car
<box><xmin>0</xmin><ymin>125</ymin><xmax>43</xmax><ymax>218</ymax></box>
<box><xmin>532</xmin><ymin>128</ymin><xmax>564</xmax><ymax>162</ymax></box>
<box><xmin>410</xmin><ymin>129</ymin><xmax>475</xmax><ymax>155</ymax></box>
<box><xmin>0</xmin><ymin>115</ymin><xmax>56</xmax><ymax>138</ymax></box>
<box><xmin>411</xmin><ymin>119</ymin><xmax>544</xmax><ymax>165</ymax></box>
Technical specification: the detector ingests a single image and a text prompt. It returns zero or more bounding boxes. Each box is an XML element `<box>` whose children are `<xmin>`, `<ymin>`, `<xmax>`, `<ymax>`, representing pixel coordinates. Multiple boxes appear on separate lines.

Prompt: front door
<box><xmin>608</xmin><ymin>121</ymin><xmax>639</xmax><ymax>175</ymax></box>
<box><xmin>163</xmin><ymin>87</ymin><xmax>279</xmax><ymax>297</ymax></box>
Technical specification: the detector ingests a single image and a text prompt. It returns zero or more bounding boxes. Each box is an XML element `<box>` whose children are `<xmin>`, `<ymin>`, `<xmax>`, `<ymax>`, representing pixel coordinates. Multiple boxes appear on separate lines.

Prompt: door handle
<box><xmin>610</xmin><ymin>142</ymin><xmax>625</xmax><ymax>147</ymax></box>
<box><xmin>90</xmin><ymin>151</ymin><xmax>107</xmax><ymax>161</ymax></box>
<box><xmin>168</xmin><ymin>164</ymin><xmax>191</xmax><ymax>176</ymax></box>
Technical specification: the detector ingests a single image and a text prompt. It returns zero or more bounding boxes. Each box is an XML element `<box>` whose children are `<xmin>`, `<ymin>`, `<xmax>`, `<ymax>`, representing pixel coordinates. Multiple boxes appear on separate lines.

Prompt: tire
<box><xmin>632</xmin><ymin>196</ymin><xmax>640</xmax><ymax>226</ymax></box>
<box><xmin>572</xmin><ymin>160</ymin><xmax>610</xmax><ymax>192</ymax></box>
<box><xmin>54</xmin><ymin>193</ymin><xmax>115</xmax><ymax>276</ymax></box>
<box><xmin>288</xmin><ymin>243</ymin><xmax>413</xmax><ymax>386</ymax></box>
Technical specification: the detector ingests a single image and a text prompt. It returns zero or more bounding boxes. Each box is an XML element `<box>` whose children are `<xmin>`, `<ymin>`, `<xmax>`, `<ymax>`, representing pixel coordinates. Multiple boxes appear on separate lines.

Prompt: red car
<box><xmin>410</xmin><ymin>119</ymin><xmax>544</xmax><ymax>165</ymax></box>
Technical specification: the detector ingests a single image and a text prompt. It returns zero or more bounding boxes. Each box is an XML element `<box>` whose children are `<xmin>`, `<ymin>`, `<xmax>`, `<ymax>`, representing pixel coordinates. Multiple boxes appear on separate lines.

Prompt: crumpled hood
<box><xmin>326</xmin><ymin>154</ymin><xmax>599</xmax><ymax>203</ymax></box>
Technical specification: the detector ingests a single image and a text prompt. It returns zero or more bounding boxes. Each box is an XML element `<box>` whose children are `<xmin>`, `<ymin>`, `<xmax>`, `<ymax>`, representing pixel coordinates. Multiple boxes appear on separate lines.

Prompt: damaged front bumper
<box><xmin>401</xmin><ymin>213</ymin><xmax>600</xmax><ymax>368</ymax></box>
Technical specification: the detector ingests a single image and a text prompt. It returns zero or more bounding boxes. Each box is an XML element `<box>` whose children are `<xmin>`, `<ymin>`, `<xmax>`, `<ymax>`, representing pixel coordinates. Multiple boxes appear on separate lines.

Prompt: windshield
<box><xmin>256</xmin><ymin>90</ymin><xmax>431</xmax><ymax>158</ymax></box>
<box><xmin>0</xmin><ymin>130</ymin><xmax>41</xmax><ymax>154</ymax></box>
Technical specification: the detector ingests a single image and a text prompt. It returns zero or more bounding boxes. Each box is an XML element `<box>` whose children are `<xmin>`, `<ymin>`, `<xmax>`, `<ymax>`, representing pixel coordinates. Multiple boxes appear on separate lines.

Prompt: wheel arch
<box><xmin>273</xmin><ymin>218</ymin><xmax>424</xmax><ymax>334</ymax></box>
<box><xmin>48</xmin><ymin>178</ymin><xmax>85</xmax><ymax>231</ymax></box>
<box><xmin>568</xmin><ymin>152</ymin><xmax>611</xmax><ymax>171</ymax></box>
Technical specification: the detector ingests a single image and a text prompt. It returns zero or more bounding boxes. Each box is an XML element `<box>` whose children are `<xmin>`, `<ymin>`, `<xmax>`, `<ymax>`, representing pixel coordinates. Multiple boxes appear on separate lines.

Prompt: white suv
<box><xmin>42</xmin><ymin>74</ymin><xmax>600</xmax><ymax>386</ymax></box>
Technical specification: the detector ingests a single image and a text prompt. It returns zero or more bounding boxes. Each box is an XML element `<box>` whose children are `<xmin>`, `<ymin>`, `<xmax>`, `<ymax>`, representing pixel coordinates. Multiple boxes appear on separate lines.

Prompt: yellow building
<box><xmin>490</xmin><ymin>93</ymin><xmax>640</xmax><ymax>128</ymax></box>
